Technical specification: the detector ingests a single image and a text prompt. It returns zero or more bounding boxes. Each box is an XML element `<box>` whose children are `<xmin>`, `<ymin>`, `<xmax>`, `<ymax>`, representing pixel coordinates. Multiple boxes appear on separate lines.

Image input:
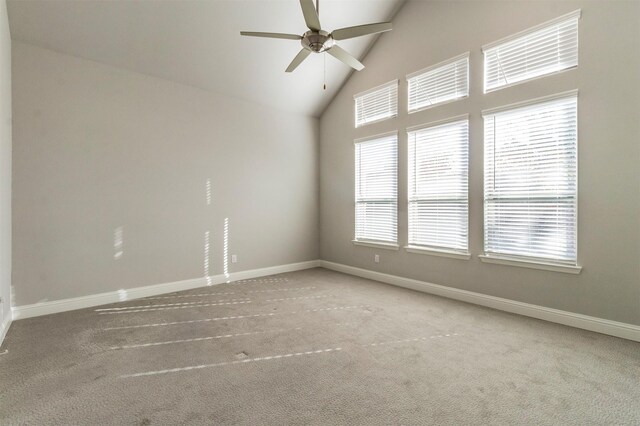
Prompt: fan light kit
<box><xmin>241</xmin><ymin>0</ymin><xmax>392</xmax><ymax>73</ymax></box>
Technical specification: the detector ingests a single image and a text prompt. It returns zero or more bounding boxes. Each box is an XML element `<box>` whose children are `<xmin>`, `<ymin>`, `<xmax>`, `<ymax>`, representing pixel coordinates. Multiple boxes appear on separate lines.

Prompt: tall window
<box><xmin>355</xmin><ymin>132</ymin><xmax>398</xmax><ymax>244</ymax></box>
<box><xmin>483</xmin><ymin>93</ymin><xmax>578</xmax><ymax>264</ymax></box>
<box><xmin>407</xmin><ymin>53</ymin><xmax>469</xmax><ymax>113</ymax></box>
<box><xmin>408</xmin><ymin>118</ymin><xmax>469</xmax><ymax>253</ymax></box>
<box><xmin>354</xmin><ymin>80</ymin><xmax>398</xmax><ymax>127</ymax></box>
<box><xmin>483</xmin><ymin>10</ymin><xmax>580</xmax><ymax>92</ymax></box>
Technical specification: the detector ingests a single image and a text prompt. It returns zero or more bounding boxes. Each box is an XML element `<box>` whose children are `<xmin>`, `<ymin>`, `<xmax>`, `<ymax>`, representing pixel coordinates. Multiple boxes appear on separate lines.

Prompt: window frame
<box><xmin>353</xmin><ymin>131</ymin><xmax>399</xmax><ymax>247</ymax></box>
<box><xmin>406</xmin><ymin>52</ymin><xmax>470</xmax><ymax>114</ymax></box>
<box><xmin>353</xmin><ymin>80</ymin><xmax>399</xmax><ymax>128</ymax></box>
<box><xmin>481</xmin><ymin>91</ymin><xmax>581</xmax><ymax>273</ymax></box>
<box><xmin>405</xmin><ymin>115</ymin><xmax>470</xmax><ymax>257</ymax></box>
<box><xmin>482</xmin><ymin>9</ymin><xmax>581</xmax><ymax>93</ymax></box>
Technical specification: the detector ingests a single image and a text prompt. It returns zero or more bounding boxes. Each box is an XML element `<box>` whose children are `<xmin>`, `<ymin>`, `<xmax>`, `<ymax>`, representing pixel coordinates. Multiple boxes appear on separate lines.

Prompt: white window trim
<box><xmin>354</xmin><ymin>130</ymin><xmax>399</xmax><ymax>145</ymax></box>
<box><xmin>407</xmin><ymin>115</ymin><xmax>469</xmax><ymax>253</ymax></box>
<box><xmin>482</xmin><ymin>90</ymin><xmax>580</xmax><ymax>268</ymax></box>
<box><xmin>406</xmin><ymin>52</ymin><xmax>470</xmax><ymax>114</ymax></box>
<box><xmin>406</xmin><ymin>114</ymin><xmax>470</xmax><ymax>133</ymax></box>
<box><xmin>481</xmin><ymin>89</ymin><xmax>579</xmax><ymax>116</ymax></box>
<box><xmin>405</xmin><ymin>245</ymin><xmax>471</xmax><ymax>260</ymax></box>
<box><xmin>479</xmin><ymin>254</ymin><xmax>582</xmax><ymax>274</ymax></box>
<box><xmin>354</xmin><ymin>79</ymin><xmax>399</xmax><ymax>128</ymax></box>
<box><xmin>482</xmin><ymin>9</ymin><xmax>581</xmax><ymax>93</ymax></box>
<box><xmin>352</xmin><ymin>240</ymin><xmax>400</xmax><ymax>251</ymax></box>
<box><xmin>354</xmin><ymin>131</ymin><xmax>399</xmax><ymax>245</ymax></box>
<box><xmin>482</xmin><ymin>9</ymin><xmax>581</xmax><ymax>51</ymax></box>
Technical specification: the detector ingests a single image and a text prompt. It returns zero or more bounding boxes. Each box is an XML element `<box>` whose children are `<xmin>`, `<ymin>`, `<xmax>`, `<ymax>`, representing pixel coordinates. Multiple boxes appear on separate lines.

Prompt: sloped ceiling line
<box><xmin>7</xmin><ymin>0</ymin><xmax>405</xmax><ymax>117</ymax></box>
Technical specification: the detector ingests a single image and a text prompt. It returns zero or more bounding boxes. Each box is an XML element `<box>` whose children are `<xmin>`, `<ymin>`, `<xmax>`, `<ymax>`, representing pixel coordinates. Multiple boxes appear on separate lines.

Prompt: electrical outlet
<box><xmin>374</xmin><ymin>254</ymin><xmax>380</xmax><ymax>263</ymax></box>
<box><xmin>231</xmin><ymin>254</ymin><xmax>238</xmax><ymax>264</ymax></box>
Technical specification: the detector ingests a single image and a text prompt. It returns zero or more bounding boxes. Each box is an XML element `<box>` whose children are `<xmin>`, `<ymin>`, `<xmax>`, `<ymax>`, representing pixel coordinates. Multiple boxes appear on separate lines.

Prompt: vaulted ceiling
<box><xmin>7</xmin><ymin>0</ymin><xmax>405</xmax><ymax>117</ymax></box>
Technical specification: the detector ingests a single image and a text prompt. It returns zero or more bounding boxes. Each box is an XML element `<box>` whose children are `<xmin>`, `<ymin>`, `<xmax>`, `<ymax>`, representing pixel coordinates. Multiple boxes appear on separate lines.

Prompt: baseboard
<box><xmin>12</xmin><ymin>259</ymin><xmax>639</xmax><ymax>342</ymax></box>
<box><xmin>0</xmin><ymin>316</ymin><xmax>11</xmax><ymax>348</ymax></box>
<box><xmin>320</xmin><ymin>260</ymin><xmax>640</xmax><ymax>342</ymax></box>
<box><xmin>12</xmin><ymin>260</ymin><xmax>321</xmax><ymax>320</ymax></box>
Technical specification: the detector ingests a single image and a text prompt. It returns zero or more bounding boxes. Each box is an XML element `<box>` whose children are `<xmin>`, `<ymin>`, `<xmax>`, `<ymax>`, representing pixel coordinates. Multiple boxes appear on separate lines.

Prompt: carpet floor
<box><xmin>1</xmin><ymin>268</ymin><xmax>639</xmax><ymax>425</ymax></box>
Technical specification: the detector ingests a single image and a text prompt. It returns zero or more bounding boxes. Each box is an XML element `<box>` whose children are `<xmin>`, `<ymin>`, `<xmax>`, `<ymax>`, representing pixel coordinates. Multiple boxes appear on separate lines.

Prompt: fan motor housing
<box><xmin>301</xmin><ymin>30</ymin><xmax>334</xmax><ymax>53</ymax></box>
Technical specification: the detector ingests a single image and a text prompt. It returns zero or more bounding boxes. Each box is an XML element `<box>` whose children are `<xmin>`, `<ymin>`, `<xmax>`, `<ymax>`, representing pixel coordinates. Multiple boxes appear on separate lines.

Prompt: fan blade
<box><xmin>299</xmin><ymin>0</ymin><xmax>321</xmax><ymax>31</ymax></box>
<box><xmin>286</xmin><ymin>49</ymin><xmax>312</xmax><ymax>73</ymax></box>
<box><xmin>331</xmin><ymin>22</ymin><xmax>392</xmax><ymax>40</ymax></box>
<box><xmin>240</xmin><ymin>32</ymin><xmax>302</xmax><ymax>40</ymax></box>
<box><xmin>327</xmin><ymin>45</ymin><xmax>364</xmax><ymax>71</ymax></box>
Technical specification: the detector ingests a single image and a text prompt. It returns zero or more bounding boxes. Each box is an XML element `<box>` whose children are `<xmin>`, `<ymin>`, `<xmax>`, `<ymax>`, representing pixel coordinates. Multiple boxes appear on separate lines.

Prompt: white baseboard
<box><xmin>12</xmin><ymin>260</ymin><xmax>321</xmax><ymax>320</ymax></box>
<box><xmin>320</xmin><ymin>260</ymin><xmax>640</xmax><ymax>342</ymax></box>
<box><xmin>11</xmin><ymin>258</ymin><xmax>639</xmax><ymax>343</ymax></box>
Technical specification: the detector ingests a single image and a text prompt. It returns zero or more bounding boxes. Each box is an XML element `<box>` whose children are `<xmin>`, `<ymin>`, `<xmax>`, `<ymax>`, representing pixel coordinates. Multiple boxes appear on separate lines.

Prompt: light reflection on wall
<box><xmin>114</xmin><ymin>226</ymin><xmax>124</xmax><ymax>260</ymax></box>
<box><xmin>206</xmin><ymin>178</ymin><xmax>212</xmax><ymax>206</ymax></box>
<box><xmin>223</xmin><ymin>218</ymin><xmax>230</xmax><ymax>282</ymax></box>
<box><xmin>204</xmin><ymin>230</ymin><xmax>212</xmax><ymax>286</ymax></box>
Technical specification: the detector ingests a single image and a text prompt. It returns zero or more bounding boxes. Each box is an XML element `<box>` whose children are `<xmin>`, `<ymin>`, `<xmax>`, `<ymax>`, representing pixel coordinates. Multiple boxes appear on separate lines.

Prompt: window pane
<box><xmin>355</xmin><ymin>133</ymin><xmax>398</xmax><ymax>243</ymax></box>
<box><xmin>484</xmin><ymin>95</ymin><xmax>578</xmax><ymax>263</ymax></box>
<box><xmin>408</xmin><ymin>119</ymin><xmax>468</xmax><ymax>251</ymax></box>
<box><xmin>484</xmin><ymin>11</ymin><xmax>580</xmax><ymax>92</ymax></box>
<box><xmin>354</xmin><ymin>81</ymin><xmax>398</xmax><ymax>127</ymax></box>
<box><xmin>408</xmin><ymin>54</ymin><xmax>469</xmax><ymax>112</ymax></box>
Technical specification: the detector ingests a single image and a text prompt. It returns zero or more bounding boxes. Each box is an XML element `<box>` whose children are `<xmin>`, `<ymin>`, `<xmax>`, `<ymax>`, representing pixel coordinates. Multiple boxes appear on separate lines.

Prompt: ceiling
<box><xmin>7</xmin><ymin>0</ymin><xmax>405</xmax><ymax>117</ymax></box>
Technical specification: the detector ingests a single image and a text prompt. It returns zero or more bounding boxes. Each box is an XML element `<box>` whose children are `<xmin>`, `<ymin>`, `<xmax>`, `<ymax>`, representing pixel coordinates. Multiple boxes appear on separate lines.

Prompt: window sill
<box><xmin>352</xmin><ymin>240</ymin><xmax>400</xmax><ymax>251</ymax></box>
<box><xmin>478</xmin><ymin>254</ymin><xmax>582</xmax><ymax>274</ymax></box>
<box><xmin>405</xmin><ymin>246</ymin><xmax>471</xmax><ymax>260</ymax></box>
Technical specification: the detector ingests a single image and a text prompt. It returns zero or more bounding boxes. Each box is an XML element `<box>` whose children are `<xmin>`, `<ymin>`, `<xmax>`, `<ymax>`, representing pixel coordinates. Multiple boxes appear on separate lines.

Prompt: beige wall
<box><xmin>0</xmin><ymin>0</ymin><xmax>11</xmax><ymax>328</ymax></box>
<box><xmin>320</xmin><ymin>0</ymin><xmax>640</xmax><ymax>325</ymax></box>
<box><xmin>12</xmin><ymin>42</ymin><xmax>319</xmax><ymax>306</ymax></box>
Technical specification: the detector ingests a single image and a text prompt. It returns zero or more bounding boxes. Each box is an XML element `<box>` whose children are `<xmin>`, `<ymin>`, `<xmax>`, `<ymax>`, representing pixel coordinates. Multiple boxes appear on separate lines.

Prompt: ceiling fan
<box><xmin>240</xmin><ymin>0</ymin><xmax>392</xmax><ymax>73</ymax></box>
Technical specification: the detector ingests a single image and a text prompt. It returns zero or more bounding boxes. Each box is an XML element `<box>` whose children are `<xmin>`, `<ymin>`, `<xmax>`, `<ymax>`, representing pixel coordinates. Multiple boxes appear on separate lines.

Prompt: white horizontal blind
<box><xmin>408</xmin><ymin>119</ymin><xmax>468</xmax><ymax>251</ymax></box>
<box><xmin>484</xmin><ymin>11</ymin><xmax>580</xmax><ymax>92</ymax></box>
<box><xmin>484</xmin><ymin>95</ymin><xmax>578</xmax><ymax>264</ymax></box>
<box><xmin>354</xmin><ymin>80</ymin><xmax>398</xmax><ymax>127</ymax></box>
<box><xmin>407</xmin><ymin>54</ymin><xmax>469</xmax><ymax>112</ymax></box>
<box><xmin>355</xmin><ymin>133</ymin><xmax>398</xmax><ymax>243</ymax></box>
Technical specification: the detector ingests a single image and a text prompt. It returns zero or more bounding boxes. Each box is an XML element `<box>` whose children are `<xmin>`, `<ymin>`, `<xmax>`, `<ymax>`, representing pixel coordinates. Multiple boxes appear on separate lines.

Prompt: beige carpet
<box><xmin>1</xmin><ymin>268</ymin><xmax>639</xmax><ymax>425</ymax></box>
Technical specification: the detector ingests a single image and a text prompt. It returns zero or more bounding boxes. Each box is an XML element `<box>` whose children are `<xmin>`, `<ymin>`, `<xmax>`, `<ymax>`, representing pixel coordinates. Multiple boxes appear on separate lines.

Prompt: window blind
<box><xmin>354</xmin><ymin>80</ymin><xmax>398</xmax><ymax>127</ymax></box>
<box><xmin>407</xmin><ymin>53</ymin><xmax>469</xmax><ymax>113</ymax></box>
<box><xmin>484</xmin><ymin>94</ymin><xmax>578</xmax><ymax>264</ymax></box>
<box><xmin>408</xmin><ymin>118</ymin><xmax>469</xmax><ymax>252</ymax></box>
<box><xmin>355</xmin><ymin>133</ymin><xmax>398</xmax><ymax>243</ymax></box>
<box><xmin>484</xmin><ymin>10</ymin><xmax>580</xmax><ymax>92</ymax></box>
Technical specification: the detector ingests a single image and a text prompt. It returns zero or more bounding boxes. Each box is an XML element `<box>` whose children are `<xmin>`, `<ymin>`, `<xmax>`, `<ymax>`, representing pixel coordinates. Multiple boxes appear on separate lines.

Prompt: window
<box><xmin>354</xmin><ymin>80</ymin><xmax>398</xmax><ymax>127</ymax></box>
<box><xmin>407</xmin><ymin>53</ymin><xmax>469</xmax><ymax>113</ymax></box>
<box><xmin>483</xmin><ymin>93</ymin><xmax>578</xmax><ymax>265</ymax></box>
<box><xmin>355</xmin><ymin>132</ymin><xmax>398</xmax><ymax>244</ymax></box>
<box><xmin>483</xmin><ymin>10</ymin><xmax>580</xmax><ymax>92</ymax></box>
<box><xmin>408</xmin><ymin>118</ymin><xmax>469</xmax><ymax>253</ymax></box>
